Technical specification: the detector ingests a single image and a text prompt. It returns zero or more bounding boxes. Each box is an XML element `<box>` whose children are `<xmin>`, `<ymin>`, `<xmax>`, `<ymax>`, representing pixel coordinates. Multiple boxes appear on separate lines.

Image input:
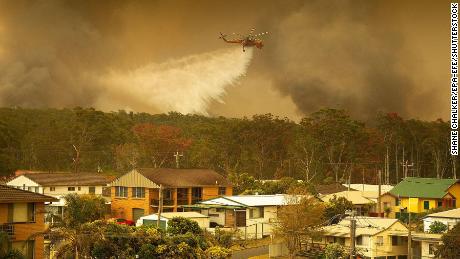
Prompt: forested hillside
<box><xmin>0</xmin><ymin>107</ymin><xmax>453</xmax><ymax>184</ymax></box>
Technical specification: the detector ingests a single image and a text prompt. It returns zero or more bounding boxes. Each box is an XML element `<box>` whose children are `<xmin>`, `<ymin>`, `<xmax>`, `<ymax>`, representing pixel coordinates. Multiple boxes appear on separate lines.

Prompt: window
<box><xmin>68</xmin><ymin>187</ymin><xmax>75</xmax><ymax>191</ymax></box>
<box><xmin>132</xmin><ymin>187</ymin><xmax>145</xmax><ymax>198</ymax></box>
<box><xmin>429</xmin><ymin>243</ymin><xmax>436</xmax><ymax>255</ymax></box>
<box><xmin>395</xmin><ymin>198</ymin><xmax>400</xmax><ymax>206</ymax></box>
<box><xmin>383</xmin><ymin>202</ymin><xmax>390</xmax><ymax>209</ymax></box>
<box><xmin>437</xmin><ymin>200</ymin><xmax>443</xmax><ymax>207</ymax></box>
<box><xmin>115</xmin><ymin>186</ymin><xmax>128</xmax><ymax>197</ymax></box>
<box><xmin>218</xmin><ymin>187</ymin><xmax>226</xmax><ymax>195</ymax></box>
<box><xmin>424</xmin><ymin>201</ymin><xmax>430</xmax><ymax>210</ymax></box>
<box><xmin>392</xmin><ymin>236</ymin><xmax>399</xmax><ymax>246</ymax></box>
<box><xmin>192</xmin><ymin>188</ymin><xmax>202</xmax><ymax>200</ymax></box>
<box><xmin>27</xmin><ymin>187</ymin><xmax>33</xmax><ymax>192</ymax></box>
<box><xmin>453</xmin><ymin>199</ymin><xmax>457</xmax><ymax>208</ymax></box>
<box><xmin>376</xmin><ymin>236</ymin><xmax>383</xmax><ymax>246</ymax></box>
<box><xmin>89</xmin><ymin>186</ymin><xmax>96</xmax><ymax>194</ymax></box>
<box><xmin>50</xmin><ymin>187</ymin><xmax>56</xmax><ymax>191</ymax></box>
<box><xmin>78</xmin><ymin>187</ymin><xmax>81</xmax><ymax>191</ymax></box>
<box><xmin>356</xmin><ymin>236</ymin><xmax>363</xmax><ymax>245</ymax></box>
<box><xmin>8</xmin><ymin>203</ymin><xmax>35</xmax><ymax>223</ymax></box>
<box><xmin>249</xmin><ymin>207</ymin><xmax>264</xmax><ymax>219</ymax></box>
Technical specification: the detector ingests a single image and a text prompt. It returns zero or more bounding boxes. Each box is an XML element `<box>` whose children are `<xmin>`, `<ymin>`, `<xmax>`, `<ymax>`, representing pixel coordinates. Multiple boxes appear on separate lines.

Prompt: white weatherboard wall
<box><xmin>7</xmin><ymin>176</ymin><xmax>105</xmax><ymax>196</ymax></box>
<box><xmin>238</xmin><ymin>206</ymin><xmax>277</xmax><ymax>239</ymax></box>
<box><xmin>7</xmin><ymin>175</ymin><xmax>43</xmax><ymax>193</ymax></box>
<box><xmin>423</xmin><ymin>217</ymin><xmax>460</xmax><ymax>232</ymax></box>
<box><xmin>201</xmin><ymin>208</ymin><xmax>226</xmax><ymax>226</ymax></box>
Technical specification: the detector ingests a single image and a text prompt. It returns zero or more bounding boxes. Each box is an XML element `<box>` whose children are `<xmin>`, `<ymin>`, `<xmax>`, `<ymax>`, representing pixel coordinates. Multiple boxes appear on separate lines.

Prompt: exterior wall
<box><xmin>312</xmin><ymin>221</ymin><xmax>408</xmax><ymax>259</ymax></box>
<box><xmin>111</xmin><ymin>187</ymin><xmax>153</xmax><ymax>220</ymax></box>
<box><xmin>381</xmin><ymin>193</ymin><xmax>397</xmax><ymax>218</ymax></box>
<box><xmin>235</xmin><ymin>206</ymin><xmax>277</xmax><ymax>239</ymax></box>
<box><xmin>43</xmin><ymin>185</ymin><xmax>105</xmax><ymax>196</ymax></box>
<box><xmin>423</xmin><ymin>216</ymin><xmax>460</xmax><ymax>232</ymax></box>
<box><xmin>0</xmin><ymin>202</ymin><xmax>47</xmax><ymax>259</ymax></box>
<box><xmin>7</xmin><ymin>176</ymin><xmax>43</xmax><ymax>193</ymax></box>
<box><xmin>421</xmin><ymin>240</ymin><xmax>441</xmax><ymax>258</ymax></box>
<box><xmin>448</xmin><ymin>183</ymin><xmax>460</xmax><ymax>203</ymax></box>
<box><xmin>202</xmin><ymin>208</ymin><xmax>226</xmax><ymax>226</ymax></box>
<box><xmin>7</xmin><ymin>176</ymin><xmax>107</xmax><ymax>197</ymax></box>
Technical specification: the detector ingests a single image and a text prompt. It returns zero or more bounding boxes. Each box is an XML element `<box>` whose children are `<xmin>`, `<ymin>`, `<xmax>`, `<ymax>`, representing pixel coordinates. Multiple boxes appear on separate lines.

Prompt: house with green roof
<box><xmin>380</xmin><ymin>177</ymin><xmax>460</xmax><ymax>218</ymax></box>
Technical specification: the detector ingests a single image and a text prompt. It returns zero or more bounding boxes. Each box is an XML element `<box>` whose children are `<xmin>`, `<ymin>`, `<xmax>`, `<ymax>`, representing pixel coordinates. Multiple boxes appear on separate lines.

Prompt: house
<box><xmin>380</xmin><ymin>177</ymin><xmax>460</xmax><ymax>218</ymax></box>
<box><xmin>7</xmin><ymin>172</ymin><xmax>113</xmax><ymax>221</ymax></box>
<box><xmin>136</xmin><ymin>211</ymin><xmax>210</xmax><ymax>229</ymax></box>
<box><xmin>320</xmin><ymin>191</ymin><xmax>375</xmax><ymax>216</ymax></box>
<box><xmin>0</xmin><ymin>185</ymin><xmax>57</xmax><ymax>259</ymax></box>
<box><xmin>109</xmin><ymin>168</ymin><xmax>232</xmax><ymax>222</ymax></box>
<box><xmin>6</xmin><ymin>171</ymin><xmax>113</xmax><ymax>196</ymax></box>
<box><xmin>185</xmin><ymin>194</ymin><xmax>299</xmax><ymax>239</ymax></box>
<box><xmin>312</xmin><ymin>217</ymin><xmax>409</xmax><ymax>259</ymax></box>
<box><xmin>422</xmin><ymin>207</ymin><xmax>460</xmax><ymax>232</ymax></box>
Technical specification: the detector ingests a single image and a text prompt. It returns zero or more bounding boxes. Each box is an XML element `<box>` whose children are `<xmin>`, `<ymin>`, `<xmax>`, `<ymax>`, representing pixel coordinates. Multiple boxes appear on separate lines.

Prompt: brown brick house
<box><xmin>109</xmin><ymin>168</ymin><xmax>232</xmax><ymax>221</ymax></box>
<box><xmin>0</xmin><ymin>185</ymin><xmax>57</xmax><ymax>259</ymax></box>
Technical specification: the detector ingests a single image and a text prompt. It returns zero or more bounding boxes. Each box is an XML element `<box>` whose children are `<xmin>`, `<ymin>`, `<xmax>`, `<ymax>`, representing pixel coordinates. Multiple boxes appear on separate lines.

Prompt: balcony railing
<box><xmin>151</xmin><ymin>199</ymin><xmax>175</xmax><ymax>206</ymax></box>
<box><xmin>0</xmin><ymin>223</ymin><xmax>14</xmax><ymax>237</ymax></box>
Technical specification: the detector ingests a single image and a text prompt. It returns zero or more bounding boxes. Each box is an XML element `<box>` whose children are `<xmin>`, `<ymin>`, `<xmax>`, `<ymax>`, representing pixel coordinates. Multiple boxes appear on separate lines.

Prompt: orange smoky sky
<box><xmin>0</xmin><ymin>0</ymin><xmax>451</xmax><ymax>121</ymax></box>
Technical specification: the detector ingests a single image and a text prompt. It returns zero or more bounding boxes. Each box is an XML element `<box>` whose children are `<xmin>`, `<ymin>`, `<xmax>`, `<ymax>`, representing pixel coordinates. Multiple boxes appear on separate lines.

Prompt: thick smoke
<box><xmin>98</xmin><ymin>47</ymin><xmax>253</xmax><ymax>114</ymax></box>
<box><xmin>0</xmin><ymin>0</ymin><xmax>449</xmax><ymax>119</ymax></box>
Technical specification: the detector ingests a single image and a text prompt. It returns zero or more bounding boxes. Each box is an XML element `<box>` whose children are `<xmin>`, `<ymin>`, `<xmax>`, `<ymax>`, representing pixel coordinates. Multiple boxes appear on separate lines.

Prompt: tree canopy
<box><xmin>0</xmin><ymin>107</ymin><xmax>454</xmax><ymax>185</ymax></box>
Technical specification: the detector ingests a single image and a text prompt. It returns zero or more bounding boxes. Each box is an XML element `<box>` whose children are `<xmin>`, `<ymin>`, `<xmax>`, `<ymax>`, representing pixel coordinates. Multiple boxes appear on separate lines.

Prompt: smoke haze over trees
<box><xmin>0</xmin><ymin>107</ymin><xmax>454</xmax><ymax>184</ymax></box>
<box><xmin>0</xmin><ymin>0</ymin><xmax>450</xmax><ymax>120</ymax></box>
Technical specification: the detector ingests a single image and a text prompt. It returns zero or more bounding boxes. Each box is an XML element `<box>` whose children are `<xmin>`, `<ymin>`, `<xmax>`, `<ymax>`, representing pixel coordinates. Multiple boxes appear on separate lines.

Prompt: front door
<box><xmin>132</xmin><ymin>208</ymin><xmax>145</xmax><ymax>222</ymax></box>
<box><xmin>235</xmin><ymin>210</ymin><xmax>246</xmax><ymax>227</ymax></box>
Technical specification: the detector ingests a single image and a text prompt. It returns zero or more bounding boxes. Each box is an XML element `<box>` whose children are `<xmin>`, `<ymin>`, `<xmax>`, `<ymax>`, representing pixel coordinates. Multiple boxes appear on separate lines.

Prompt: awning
<box><xmin>179</xmin><ymin>204</ymin><xmax>246</xmax><ymax>209</ymax></box>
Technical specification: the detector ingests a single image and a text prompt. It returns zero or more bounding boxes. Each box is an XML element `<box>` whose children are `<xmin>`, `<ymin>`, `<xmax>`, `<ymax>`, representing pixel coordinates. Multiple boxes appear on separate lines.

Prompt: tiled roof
<box><xmin>425</xmin><ymin>208</ymin><xmax>460</xmax><ymax>219</ymax></box>
<box><xmin>389</xmin><ymin>177</ymin><xmax>458</xmax><ymax>199</ymax></box>
<box><xmin>316</xmin><ymin>183</ymin><xmax>352</xmax><ymax>195</ymax></box>
<box><xmin>0</xmin><ymin>185</ymin><xmax>58</xmax><ymax>203</ymax></box>
<box><xmin>137</xmin><ymin>168</ymin><xmax>232</xmax><ymax>187</ymax></box>
<box><xmin>200</xmin><ymin>194</ymin><xmax>305</xmax><ymax>207</ymax></box>
<box><xmin>320</xmin><ymin>191</ymin><xmax>374</xmax><ymax>205</ymax></box>
<box><xmin>18</xmin><ymin>172</ymin><xmax>113</xmax><ymax>186</ymax></box>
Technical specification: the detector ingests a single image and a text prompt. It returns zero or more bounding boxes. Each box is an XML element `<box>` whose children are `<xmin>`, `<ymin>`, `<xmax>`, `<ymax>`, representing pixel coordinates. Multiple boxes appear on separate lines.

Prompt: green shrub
<box><xmin>205</xmin><ymin>246</ymin><xmax>232</xmax><ymax>259</ymax></box>
<box><xmin>167</xmin><ymin>217</ymin><xmax>202</xmax><ymax>235</ymax></box>
<box><xmin>429</xmin><ymin>221</ymin><xmax>448</xmax><ymax>234</ymax></box>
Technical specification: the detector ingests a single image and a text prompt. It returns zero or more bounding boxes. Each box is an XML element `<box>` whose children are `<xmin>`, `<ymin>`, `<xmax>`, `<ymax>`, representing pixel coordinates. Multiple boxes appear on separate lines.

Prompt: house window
<box><xmin>395</xmin><ymin>198</ymin><xmax>400</xmax><ymax>206</ymax></box>
<box><xmin>429</xmin><ymin>243</ymin><xmax>436</xmax><ymax>255</ymax></box>
<box><xmin>115</xmin><ymin>186</ymin><xmax>128</xmax><ymax>197</ymax></box>
<box><xmin>50</xmin><ymin>187</ymin><xmax>56</xmax><ymax>192</ymax></box>
<box><xmin>132</xmin><ymin>187</ymin><xmax>145</xmax><ymax>198</ymax></box>
<box><xmin>89</xmin><ymin>186</ymin><xmax>96</xmax><ymax>194</ymax></box>
<box><xmin>218</xmin><ymin>187</ymin><xmax>226</xmax><ymax>195</ymax></box>
<box><xmin>356</xmin><ymin>236</ymin><xmax>363</xmax><ymax>245</ymax></box>
<box><xmin>8</xmin><ymin>203</ymin><xmax>35</xmax><ymax>223</ymax></box>
<box><xmin>453</xmin><ymin>199</ymin><xmax>457</xmax><ymax>208</ymax></box>
<box><xmin>424</xmin><ymin>201</ymin><xmax>430</xmax><ymax>210</ymax></box>
<box><xmin>391</xmin><ymin>236</ymin><xmax>400</xmax><ymax>246</ymax></box>
<box><xmin>249</xmin><ymin>207</ymin><xmax>264</xmax><ymax>219</ymax></box>
<box><xmin>68</xmin><ymin>187</ymin><xmax>75</xmax><ymax>191</ymax></box>
<box><xmin>376</xmin><ymin>236</ymin><xmax>383</xmax><ymax>246</ymax></box>
<box><xmin>192</xmin><ymin>188</ymin><xmax>202</xmax><ymax>200</ymax></box>
<box><xmin>78</xmin><ymin>187</ymin><xmax>81</xmax><ymax>191</ymax></box>
<box><xmin>437</xmin><ymin>201</ymin><xmax>443</xmax><ymax>207</ymax></box>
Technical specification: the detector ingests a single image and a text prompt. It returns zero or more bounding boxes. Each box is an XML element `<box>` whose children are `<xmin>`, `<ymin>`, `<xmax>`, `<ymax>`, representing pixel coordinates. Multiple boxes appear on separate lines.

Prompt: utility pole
<box><xmin>401</xmin><ymin>160</ymin><xmax>414</xmax><ymax>179</ymax></box>
<box><xmin>408</xmin><ymin>197</ymin><xmax>412</xmax><ymax>259</ymax></box>
<box><xmin>378</xmin><ymin>169</ymin><xmax>382</xmax><ymax>218</ymax></box>
<box><xmin>348</xmin><ymin>210</ymin><xmax>356</xmax><ymax>259</ymax></box>
<box><xmin>157</xmin><ymin>184</ymin><xmax>163</xmax><ymax>228</ymax></box>
<box><xmin>173</xmin><ymin>151</ymin><xmax>183</xmax><ymax>168</ymax></box>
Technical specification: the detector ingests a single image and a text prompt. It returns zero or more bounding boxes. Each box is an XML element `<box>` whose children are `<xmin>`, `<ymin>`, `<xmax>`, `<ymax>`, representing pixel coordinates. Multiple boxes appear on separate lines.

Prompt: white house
<box><xmin>423</xmin><ymin>208</ymin><xmax>460</xmax><ymax>232</ymax></box>
<box><xmin>7</xmin><ymin>172</ymin><xmax>113</xmax><ymax>221</ymax></box>
<box><xmin>136</xmin><ymin>212</ymin><xmax>210</xmax><ymax>229</ymax></box>
<box><xmin>312</xmin><ymin>217</ymin><xmax>409</xmax><ymax>259</ymax></box>
<box><xmin>183</xmin><ymin>194</ymin><xmax>300</xmax><ymax>239</ymax></box>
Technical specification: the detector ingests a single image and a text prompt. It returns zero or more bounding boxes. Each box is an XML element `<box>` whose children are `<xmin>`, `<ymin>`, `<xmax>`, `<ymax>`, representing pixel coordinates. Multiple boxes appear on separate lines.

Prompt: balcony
<box><xmin>177</xmin><ymin>199</ymin><xmax>189</xmax><ymax>205</ymax></box>
<box><xmin>0</xmin><ymin>223</ymin><xmax>14</xmax><ymax>237</ymax></box>
<box><xmin>151</xmin><ymin>199</ymin><xmax>175</xmax><ymax>206</ymax></box>
<box><xmin>191</xmin><ymin>196</ymin><xmax>202</xmax><ymax>203</ymax></box>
